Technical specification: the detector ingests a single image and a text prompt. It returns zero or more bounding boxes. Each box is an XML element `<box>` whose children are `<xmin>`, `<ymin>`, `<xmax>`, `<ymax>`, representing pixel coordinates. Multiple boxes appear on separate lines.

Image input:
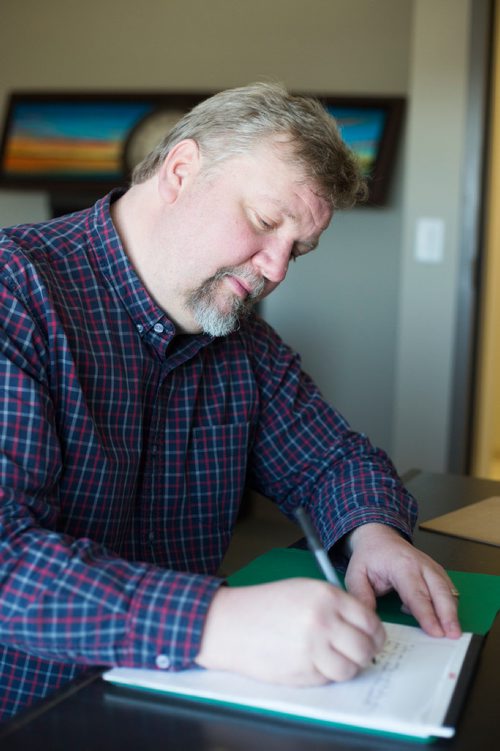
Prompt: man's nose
<box><xmin>252</xmin><ymin>241</ymin><xmax>291</xmax><ymax>284</ymax></box>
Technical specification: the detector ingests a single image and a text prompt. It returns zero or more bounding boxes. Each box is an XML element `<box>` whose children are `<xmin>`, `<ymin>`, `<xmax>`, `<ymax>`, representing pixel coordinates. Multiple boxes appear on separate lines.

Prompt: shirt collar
<box><xmin>86</xmin><ymin>190</ymin><xmax>213</xmax><ymax>350</ymax></box>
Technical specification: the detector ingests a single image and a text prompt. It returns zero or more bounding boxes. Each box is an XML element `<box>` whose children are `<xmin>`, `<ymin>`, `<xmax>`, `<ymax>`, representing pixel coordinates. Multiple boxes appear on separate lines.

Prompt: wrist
<box><xmin>345</xmin><ymin>522</ymin><xmax>403</xmax><ymax>556</ymax></box>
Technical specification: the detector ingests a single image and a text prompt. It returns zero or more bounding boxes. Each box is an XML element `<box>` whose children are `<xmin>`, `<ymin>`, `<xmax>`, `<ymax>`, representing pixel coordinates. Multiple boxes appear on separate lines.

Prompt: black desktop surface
<box><xmin>1</xmin><ymin>471</ymin><xmax>499</xmax><ymax>750</ymax></box>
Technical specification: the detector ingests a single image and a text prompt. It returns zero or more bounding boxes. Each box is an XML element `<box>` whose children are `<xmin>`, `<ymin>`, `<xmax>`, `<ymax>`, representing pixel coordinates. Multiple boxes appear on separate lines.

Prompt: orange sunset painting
<box><xmin>2</xmin><ymin>100</ymin><xmax>152</xmax><ymax>180</ymax></box>
<box><xmin>1</xmin><ymin>97</ymin><xmax>391</xmax><ymax>195</ymax></box>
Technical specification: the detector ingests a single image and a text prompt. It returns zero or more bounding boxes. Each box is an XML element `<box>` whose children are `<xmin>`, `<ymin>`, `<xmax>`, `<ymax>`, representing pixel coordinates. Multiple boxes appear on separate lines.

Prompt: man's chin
<box><xmin>201</xmin><ymin>318</ymin><xmax>238</xmax><ymax>337</ymax></box>
<box><xmin>188</xmin><ymin>284</ymin><xmax>257</xmax><ymax>337</ymax></box>
<box><xmin>197</xmin><ymin>304</ymin><xmax>253</xmax><ymax>337</ymax></box>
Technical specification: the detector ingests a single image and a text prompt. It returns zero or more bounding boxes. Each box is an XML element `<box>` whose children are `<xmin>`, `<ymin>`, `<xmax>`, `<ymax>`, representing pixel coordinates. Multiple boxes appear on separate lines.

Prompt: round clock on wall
<box><xmin>123</xmin><ymin>108</ymin><xmax>186</xmax><ymax>174</ymax></box>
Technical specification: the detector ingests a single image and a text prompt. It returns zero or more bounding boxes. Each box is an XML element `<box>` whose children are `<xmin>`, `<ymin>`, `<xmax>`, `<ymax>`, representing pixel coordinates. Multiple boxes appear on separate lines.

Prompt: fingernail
<box><xmin>445</xmin><ymin>622</ymin><xmax>462</xmax><ymax>638</ymax></box>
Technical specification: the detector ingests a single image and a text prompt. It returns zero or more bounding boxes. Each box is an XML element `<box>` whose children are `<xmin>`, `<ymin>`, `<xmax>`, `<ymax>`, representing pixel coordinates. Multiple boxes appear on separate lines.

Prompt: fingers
<box><xmin>424</xmin><ymin>570</ymin><xmax>462</xmax><ymax>638</ymax></box>
<box><xmin>399</xmin><ymin>567</ymin><xmax>461</xmax><ymax>639</ymax></box>
<box><xmin>306</xmin><ymin>585</ymin><xmax>386</xmax><ymax>682</ymax></box>
<box><xmin>335</xmin><ymin>588</ymin><xmax>386</xmax><ymax>648</ymax></box>
<box><xmin>312</xmin><ymin>609</ymin><xmax>386</xmax><ymax>682</ymax></box>
<box><xmin>345</xmin><ymin>525</ymin><xmax>462</xmax><ymax>640</ymax></box>
<box><xmin>386</xmin><ymin>556</ymin><xmax>461</xmax><ymax>638</ymax></box>
<box><xmin>196</xmin><ymin>578</ymin><xmax>387</xmax><ymax>686</ymax></box>
<box><xmin>343</xmin><ymin>565</ymin><xmax>378</xmax><ymax>612</ymax></box>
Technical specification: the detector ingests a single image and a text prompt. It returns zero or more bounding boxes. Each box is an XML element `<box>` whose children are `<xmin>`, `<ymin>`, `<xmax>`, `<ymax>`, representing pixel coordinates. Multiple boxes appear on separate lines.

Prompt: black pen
<box><xmin>294</xmin><ymin>506</ymin><xmax>342</xmax><ymax>588</ymax></box>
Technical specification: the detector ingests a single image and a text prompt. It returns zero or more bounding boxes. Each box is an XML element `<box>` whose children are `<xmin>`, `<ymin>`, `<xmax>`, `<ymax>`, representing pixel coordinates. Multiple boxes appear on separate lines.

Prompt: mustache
<box><xmin>213</xmin><ymin>266</ymin><xmax>265</xmax><ymax>299</ymax></box>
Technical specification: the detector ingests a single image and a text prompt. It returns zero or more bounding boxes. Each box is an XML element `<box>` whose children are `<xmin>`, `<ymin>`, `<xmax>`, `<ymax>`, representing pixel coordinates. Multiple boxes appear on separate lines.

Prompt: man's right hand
<box><xmin>194</xmin><ymin>578</ymin><xmax>386</xmax><ymax>685</ymax></box>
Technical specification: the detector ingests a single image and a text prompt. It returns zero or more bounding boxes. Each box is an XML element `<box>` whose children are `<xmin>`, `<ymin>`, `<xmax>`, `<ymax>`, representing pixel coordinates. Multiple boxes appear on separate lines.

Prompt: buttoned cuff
<box><xmin>118</xmin><ymin>568</ymin><xmax>223</xmax><ymax>670</ymax></box>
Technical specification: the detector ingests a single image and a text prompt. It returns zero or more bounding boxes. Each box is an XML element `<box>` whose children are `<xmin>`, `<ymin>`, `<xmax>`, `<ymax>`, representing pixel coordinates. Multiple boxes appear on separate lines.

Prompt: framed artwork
<box><xmin>0</xmin><ymin>92</ymin><xmax>206</xmax><ymax>196</ymax></box>
<box><xmin>321</xmin><ymin>96</ymin><xmax>405</xmax><ymax>205</ymax></box>
<box><xmin>0</xmin><ymin>91</ymin><xmax>404</xmax><ymax>205</ymax></box>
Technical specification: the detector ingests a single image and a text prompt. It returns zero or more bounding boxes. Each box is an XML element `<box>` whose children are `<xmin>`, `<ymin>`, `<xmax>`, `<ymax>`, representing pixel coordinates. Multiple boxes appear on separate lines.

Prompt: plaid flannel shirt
<box><xmin>0</xmin><ymin>192</ymin><xmax>416</xmax><ymax>720</ymax></box>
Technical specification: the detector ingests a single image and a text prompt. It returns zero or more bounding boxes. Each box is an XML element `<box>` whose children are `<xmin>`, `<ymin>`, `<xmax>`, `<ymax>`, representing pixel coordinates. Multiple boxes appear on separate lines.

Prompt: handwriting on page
<box><xmin>103</xmin><ymin>622</ymin><xmax>473</xmax><ymax>739</ymax></box>
<box><xmin>363</xmin><ymin>638</ymin><xmax>416</xmax><ymax>710</ymax></box>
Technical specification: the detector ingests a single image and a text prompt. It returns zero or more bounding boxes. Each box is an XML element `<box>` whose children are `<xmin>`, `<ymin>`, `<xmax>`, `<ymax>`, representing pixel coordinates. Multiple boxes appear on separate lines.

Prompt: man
<box><xmin>0</xmin><ymin>83</ymin><xmax>460</xmax><ymax>721</ymax></box>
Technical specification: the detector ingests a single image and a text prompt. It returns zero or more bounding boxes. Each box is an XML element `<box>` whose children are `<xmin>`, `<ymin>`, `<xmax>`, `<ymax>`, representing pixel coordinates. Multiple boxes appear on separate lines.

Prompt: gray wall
<box><xmin>0</xmin><ymin>0</ymin><xmax>411</xmax><ymax>100</ymax></box>
<box><xmin>392</xmin><ymin>0</ymin><xmax>474</xmax><ymax>472</ymax></box>
<box><xmin>265</xmin><ymin>0</ymin><xmax>478</xmax><ymax>471</ymax></box>
<box><xmin>0</xmin><ymin>0</ymin><xmax>478</xmax><ymax>472</ymax></box>
<box><xmin>262</xmin><ymin>163</ymin><xmax>406</xmax><ymax>451</ymax></box>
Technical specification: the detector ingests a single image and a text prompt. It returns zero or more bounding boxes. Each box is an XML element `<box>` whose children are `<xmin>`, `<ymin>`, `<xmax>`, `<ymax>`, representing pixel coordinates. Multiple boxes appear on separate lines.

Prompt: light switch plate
<box><xmin>414</xmin><ymin>217</ymin><xmax>445</xmax><ymax>263</ymax></box>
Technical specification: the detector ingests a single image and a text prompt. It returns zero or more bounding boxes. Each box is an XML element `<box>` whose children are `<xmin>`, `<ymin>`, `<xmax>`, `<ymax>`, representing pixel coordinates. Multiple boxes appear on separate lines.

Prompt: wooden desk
<box><xmin>1</xmin><ymin>471</ymin><xmax>500</xmax><ymax>750</ymax></box>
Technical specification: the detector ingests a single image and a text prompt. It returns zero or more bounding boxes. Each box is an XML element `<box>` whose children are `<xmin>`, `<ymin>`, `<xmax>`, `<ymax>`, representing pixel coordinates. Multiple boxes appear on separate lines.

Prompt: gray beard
<box><xmin>186</xmin><ymin>267</ymin><xmax>264</xmax><ymax>337</ymax></box>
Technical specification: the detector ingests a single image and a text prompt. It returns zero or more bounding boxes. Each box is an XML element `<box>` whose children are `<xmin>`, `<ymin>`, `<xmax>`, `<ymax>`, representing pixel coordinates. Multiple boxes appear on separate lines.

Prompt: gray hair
<box><xmin>131</xmin><ymin>82</ymin><xmax>367</xmax><ymax>209</ymax></box>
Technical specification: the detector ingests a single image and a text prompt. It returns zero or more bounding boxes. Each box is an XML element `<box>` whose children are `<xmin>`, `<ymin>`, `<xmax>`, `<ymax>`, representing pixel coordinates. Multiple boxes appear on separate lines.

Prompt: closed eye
<box><xmin>257</xmin><ymin>216</ymin><xmax>275</xmax><ymax>231</ymax></box>
<box><xmin>249</xmin><ymin>209</ymin><xmax>278</xmax><ymax>232</ymax></box>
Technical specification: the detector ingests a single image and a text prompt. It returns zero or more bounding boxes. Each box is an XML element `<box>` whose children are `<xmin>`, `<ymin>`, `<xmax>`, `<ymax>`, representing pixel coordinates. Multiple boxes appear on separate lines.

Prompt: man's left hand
<box><xmin>343</xmin><ymin>523</ymin><xmax>462</xmax><ymax>639</ymax></box>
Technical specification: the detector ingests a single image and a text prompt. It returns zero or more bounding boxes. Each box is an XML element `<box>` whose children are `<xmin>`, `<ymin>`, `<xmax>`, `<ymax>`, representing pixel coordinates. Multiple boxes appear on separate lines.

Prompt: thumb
<box><xmin>345</xmin><ymin>566</ymin><xmax>377</xmax><ymax>611</ymax></box>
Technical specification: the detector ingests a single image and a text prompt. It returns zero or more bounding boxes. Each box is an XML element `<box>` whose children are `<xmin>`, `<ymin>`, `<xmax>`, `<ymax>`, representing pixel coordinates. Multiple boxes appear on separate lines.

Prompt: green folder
<box><xmin>227</xmin><ymin>547</ymin><xmax>500</xmax><ymax>635</ymax></box>
<box><xmin>105</xmin><ymin>547</ymin><xmax>499</xmax><ymax>742</ymax></box>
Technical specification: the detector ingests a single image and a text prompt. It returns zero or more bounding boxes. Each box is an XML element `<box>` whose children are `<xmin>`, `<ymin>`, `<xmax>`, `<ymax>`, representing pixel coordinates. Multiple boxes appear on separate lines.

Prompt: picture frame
<box><xmin>0</xmin><ymin>91</ymin><xmax>405</xmax><ymax>206</ymax></box>
<box><xmin>317</xmin><ymin>94</ymin><xmax>405</xmax><ymax>205</ymax></box>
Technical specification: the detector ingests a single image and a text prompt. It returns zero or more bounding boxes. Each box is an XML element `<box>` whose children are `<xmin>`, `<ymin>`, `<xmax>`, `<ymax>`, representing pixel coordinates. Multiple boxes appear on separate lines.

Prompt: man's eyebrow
<box><xmin>260</xmin><ymin>196</ymin><xmax>323</xmax><ymax>252</ymax></box>
<box><xmin>261</xmin><ymin>196</ymin><xmax>297</xmax><ymax>222</ymax></box>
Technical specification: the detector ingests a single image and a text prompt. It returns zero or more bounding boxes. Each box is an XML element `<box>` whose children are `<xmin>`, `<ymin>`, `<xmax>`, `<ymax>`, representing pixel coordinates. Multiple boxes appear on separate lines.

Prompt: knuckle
<box><xmin>353</xmin><ymin>632</ymin><xmax>379</xmax><ymax>667</ymax></box>
<box><xmin>334</xmin><ymin>660</ymin><xmax>359</xmax><ymax>682</ymax></box>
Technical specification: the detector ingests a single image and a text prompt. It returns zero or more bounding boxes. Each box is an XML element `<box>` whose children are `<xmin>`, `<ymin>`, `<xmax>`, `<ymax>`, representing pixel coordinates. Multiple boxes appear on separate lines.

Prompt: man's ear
<box><xmin>157</xmin><ymin>139</ymin><xmax>201</xmax><ymax>204</ymax></box>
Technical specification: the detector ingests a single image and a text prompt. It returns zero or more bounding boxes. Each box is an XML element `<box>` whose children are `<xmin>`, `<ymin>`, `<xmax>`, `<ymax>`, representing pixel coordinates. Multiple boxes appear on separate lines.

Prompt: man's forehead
<box><xmin>219</xmin><ymin>140</ymin><xmax>332</xmax><ymax>227</ymax></box>
<box><xmin>260</xmin><ymin>196</ymin><xmax>297</xmax><ymax>221</ymax></box>
<box><xmin>260</xmin><ymin>189</ymin><xmax>332</xmax><ymax>229</ymax></box>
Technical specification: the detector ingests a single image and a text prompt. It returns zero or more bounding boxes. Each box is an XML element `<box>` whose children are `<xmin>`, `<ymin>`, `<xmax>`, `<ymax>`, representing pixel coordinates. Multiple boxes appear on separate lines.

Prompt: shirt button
<box><xmin>153</xmin><ymin>323</ymin><xmax>164</xmax><ymax>334</ymax></box>
<box><xmin>156</xmin><ymin>654</ymin><xmax>170</xmax><ymax>669</ymax></box>
<box><xmin>136</xmin><ymin>324</ymin><xmax>144</xmax><ymax>334</ymax></box>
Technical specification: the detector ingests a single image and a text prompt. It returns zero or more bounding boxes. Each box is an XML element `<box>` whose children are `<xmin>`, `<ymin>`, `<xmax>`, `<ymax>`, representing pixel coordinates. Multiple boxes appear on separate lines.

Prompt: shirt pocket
<box><xmin>184</xmin><ymin>421</ymin><xmax>250</xmax><ymax>531</ymax></box>
<box><xmin>186</xmin><ymin>422</ymin><xmax>249</xmax><ymax>506</ymax></box>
